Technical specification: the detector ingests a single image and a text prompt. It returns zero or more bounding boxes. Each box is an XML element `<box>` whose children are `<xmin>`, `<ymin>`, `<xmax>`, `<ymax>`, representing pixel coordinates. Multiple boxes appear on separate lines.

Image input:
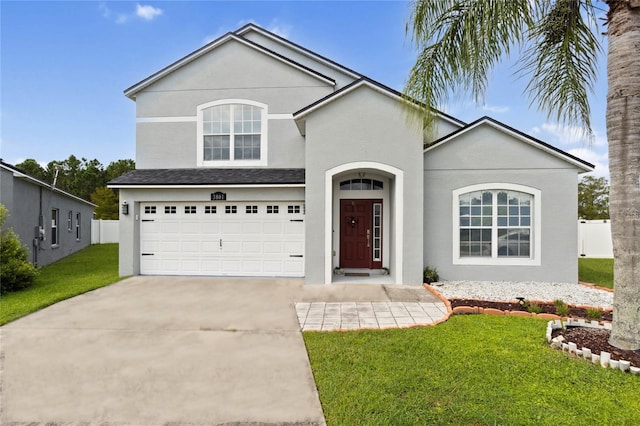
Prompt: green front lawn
<box><xmin>304</xmin><ymin>316</ymin><xmax>639</xmax><ymax>425</ymax></box>
<box><xmin>579</xmin><ymin>258</ymin><xmax>614</xmax><ymax>289</ymax></box>
<box><xmin>0</xmin><ymin>244</ymin><xmax>121</xmax><ymax>325</ymax></box>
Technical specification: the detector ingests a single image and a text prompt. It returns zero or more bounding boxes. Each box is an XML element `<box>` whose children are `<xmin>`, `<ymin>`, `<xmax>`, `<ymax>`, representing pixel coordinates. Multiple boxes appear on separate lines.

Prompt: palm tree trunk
<box><xmin>606</xmin><ymin>1</ymin><xmax>640</xmax><ymax>350</ymax></box>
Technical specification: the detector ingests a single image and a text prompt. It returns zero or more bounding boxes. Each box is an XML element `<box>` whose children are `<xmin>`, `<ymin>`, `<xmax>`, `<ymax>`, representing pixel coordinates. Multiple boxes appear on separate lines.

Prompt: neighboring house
<box><xmin>0</xmin><ymin>160</ymin><xmax>95</xmax><ymax>267</ymax></box>
<box><xmin>109</xmin><ymin>24</ymin><xmax>593</xmax><ymax>284</ymax></box>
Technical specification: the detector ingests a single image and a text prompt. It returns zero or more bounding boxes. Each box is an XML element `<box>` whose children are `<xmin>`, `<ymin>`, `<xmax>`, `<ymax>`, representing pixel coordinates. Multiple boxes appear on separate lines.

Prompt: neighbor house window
<box><xmin>76</xmin><ymin>212</ymin><xmax>81</xmax><ymax>240</ymax></box>
<box><xmin>198</xmin><ymin>100</ymin><xmax>267</xmax><ymax>166</ymax></box>
<box><xmin>51</xmin><ymin>209</ymin><xmax>59</xmax><ymax>246</ymax></box>
<box><xmin>453</xmin><ymin>184</ymin><xmax>540</xmax><ymax>266</ymax></box>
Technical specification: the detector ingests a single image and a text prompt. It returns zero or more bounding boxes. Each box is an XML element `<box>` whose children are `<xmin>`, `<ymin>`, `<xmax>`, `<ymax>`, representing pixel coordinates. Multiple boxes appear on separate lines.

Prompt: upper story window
<box><xmin>453</xmin><ymin>184</ymin><xmax>541</xmax><ymax>266</ymax></box>
<box><xmin>197</xmin><ymin>100</ymin><xmax>268</xmax><ymax>167</ymax></box>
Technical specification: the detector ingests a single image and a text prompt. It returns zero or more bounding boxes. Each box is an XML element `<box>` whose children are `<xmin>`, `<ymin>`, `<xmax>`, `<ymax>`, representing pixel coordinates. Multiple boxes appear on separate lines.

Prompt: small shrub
<box><xmin>587</xmin><ymin>308</ymin><xmax>603</xmax><ymax>320</ymax></box>
<box><xmin>423</xmin><ymin>266</ymin><xmax>439</xmax><ymax>284</ymax></box>
<box><xmin>526</xmin><ymin>302</ymin><xmax>542</xmax><ymax>314</ymax></box>
<box><xmin>554</xmin><ymin>299</ymin><xmax>570</xmax><ymax>317</ymax></box>
<box><xmin>0</xmin><ymin>205</ymin><xmax>38</xmax><ymax>294</ymax></box>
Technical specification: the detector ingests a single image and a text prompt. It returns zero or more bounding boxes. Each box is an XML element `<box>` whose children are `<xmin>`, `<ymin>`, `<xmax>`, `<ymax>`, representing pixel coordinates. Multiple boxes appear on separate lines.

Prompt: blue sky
<box><xmin>1</xmin><ymin>1</ymin><xmax>609</xmax><ymax>178</ymax></box>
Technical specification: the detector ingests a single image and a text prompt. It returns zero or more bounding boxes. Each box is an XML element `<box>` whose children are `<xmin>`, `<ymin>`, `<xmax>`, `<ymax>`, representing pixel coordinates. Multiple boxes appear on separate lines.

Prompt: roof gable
<box><xmin>293</xmin><ymin>77</ymin><xmax>465</xmax><ymax>135</ymax></box>
<box><xmin>235</xmin><ymin>23</ymin><xmax>363</xmax><ymax>83</ymax></box>
<box><xmin>425</xmin><ymin>116</ymin><xmax>594</xmax><ymax>172</ymax></box>
<box><xmin>124</xmin><ymin>32</ymin><xmax>336</xmax><ymax>99</ymax></box>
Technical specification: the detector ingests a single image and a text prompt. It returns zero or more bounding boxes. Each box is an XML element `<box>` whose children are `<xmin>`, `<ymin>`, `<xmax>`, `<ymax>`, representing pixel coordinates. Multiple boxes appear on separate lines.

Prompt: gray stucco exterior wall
<box><xmin>1</xmin><ymin>167</ymin><xmax>94</xmax><ymax>267</ymax></box>
<box><xmin>424</xmin><ymin>124</ymin><xmax>582</xmax><ymax>283</ymax></box>
<box><xmin>302</xmin><ymin>85</ymin><xmax>424</xmax><ymax>285</ymax></box>
<box><xmin>133</xmin><ymin>40</ymin><xmax>333</xmax><ymax>170</ymax></box>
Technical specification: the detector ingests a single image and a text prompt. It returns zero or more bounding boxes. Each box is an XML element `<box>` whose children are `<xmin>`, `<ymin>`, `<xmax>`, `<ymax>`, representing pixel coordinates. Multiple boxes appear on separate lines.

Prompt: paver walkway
<box><xmin>296</xmin><ymin>301</ymin><xmax>448</xmax><ymax>331</ymax></box>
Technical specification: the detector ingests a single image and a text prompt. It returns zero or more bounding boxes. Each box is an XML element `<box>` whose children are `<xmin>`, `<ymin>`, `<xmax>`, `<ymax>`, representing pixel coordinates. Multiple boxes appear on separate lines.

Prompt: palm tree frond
<box><xmin>519</xmin><ymin>0</ymin><xmax>602</xmax><ymax>134</ymax></box>
<box><xmin>405</xmin><ymin>0</ymin><xmax>534</xmax><ymax>131</ymax></box>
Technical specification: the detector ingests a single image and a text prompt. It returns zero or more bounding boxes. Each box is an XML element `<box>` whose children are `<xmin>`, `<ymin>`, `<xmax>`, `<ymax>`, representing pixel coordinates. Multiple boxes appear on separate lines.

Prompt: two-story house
<box><xmin>109</xmin><ymin>24</ymin><xmax>593</xmax><ymax>285</ymax></box>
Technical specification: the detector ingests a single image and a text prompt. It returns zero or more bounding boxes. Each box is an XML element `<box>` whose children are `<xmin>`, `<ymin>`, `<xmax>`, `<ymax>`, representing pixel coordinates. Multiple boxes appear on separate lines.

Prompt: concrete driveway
<box><xmin>1</xmin><ymin>276</ymin><xmax>441</xmax><ymax>425</ymax></box>
<box><xmin>1</xmin><ymin>277</ymin><xmax>327</xmax><ymax>425</ymax></box>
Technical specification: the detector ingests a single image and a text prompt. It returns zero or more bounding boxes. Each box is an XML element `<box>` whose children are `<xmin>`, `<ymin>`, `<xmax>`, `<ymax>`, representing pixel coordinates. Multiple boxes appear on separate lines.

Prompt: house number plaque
<box><xmin>211</xmin><ymin>192</ymin><xmax>227</xmax><ymax>201</ymax></box>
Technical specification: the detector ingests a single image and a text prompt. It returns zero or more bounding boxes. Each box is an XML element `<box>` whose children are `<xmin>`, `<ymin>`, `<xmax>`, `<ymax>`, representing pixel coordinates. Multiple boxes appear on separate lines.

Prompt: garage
<box><xmin>140</xmin><ymin>201</ymin><xmax>304</xmax><ymax>276</ymax></box>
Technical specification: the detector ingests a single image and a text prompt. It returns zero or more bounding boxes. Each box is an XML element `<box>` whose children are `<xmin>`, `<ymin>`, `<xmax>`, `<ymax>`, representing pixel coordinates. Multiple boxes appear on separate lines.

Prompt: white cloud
<box><xmin>136</xmin><ymin>4</ymin><xmax>163</xmax><ymax>21</ymax></box>
<box><xmin>481</xmin><ymin>104</ymin><xmax>509</xmax><ymax>114</ymax></box>
<box><xmin>98</xmin><ymin>2</ymin><xmax>111</xmax><ymax>18</ymax></box>
<box><xmin>532</xmin><ymin>122</ymin><xmax>607</xmax><ymax>148</ymax></box>
<box><xmin>568</xmin><ymin>148</ymin><xmax>610</xmax><ymax>179</ymax></box>
<box><xmin>100</xmin><ymin>3</ymin><xmax>163</xmax><ymax>24</ymax></box>
<box><xmin>267</xmin><ymin>20</ymin><xmax>292</xmax><ymax>38</ymax></box>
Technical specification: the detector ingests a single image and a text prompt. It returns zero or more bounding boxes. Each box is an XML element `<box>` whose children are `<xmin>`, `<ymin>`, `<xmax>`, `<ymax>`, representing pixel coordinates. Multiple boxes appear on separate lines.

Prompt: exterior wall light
<box><xmin>121</xmin><ymin>201</ymin><xmax>129</xmax><ymax>215</ymax></box>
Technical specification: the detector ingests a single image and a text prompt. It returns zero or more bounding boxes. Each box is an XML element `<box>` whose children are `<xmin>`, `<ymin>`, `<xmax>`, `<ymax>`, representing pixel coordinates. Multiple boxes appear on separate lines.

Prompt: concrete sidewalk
<box><xmin>0</xmin><ymin>277</ymin><xmax>446</xmax><ymax>425</ymax></box>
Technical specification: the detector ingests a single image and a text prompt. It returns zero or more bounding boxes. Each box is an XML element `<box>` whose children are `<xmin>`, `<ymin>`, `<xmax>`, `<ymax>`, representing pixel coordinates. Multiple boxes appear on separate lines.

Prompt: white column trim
<box><xmin>325</xmin><ymin>162</ymin><xmax>404</xmax><ymax>284</ymax></box>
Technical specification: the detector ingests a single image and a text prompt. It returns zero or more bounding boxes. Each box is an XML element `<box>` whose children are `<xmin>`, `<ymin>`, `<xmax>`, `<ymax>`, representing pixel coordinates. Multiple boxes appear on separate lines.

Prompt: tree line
<box><xmin>15</xmin><ymin>156</ymin><xmax>135</xmax><ymax>220</ymax></box>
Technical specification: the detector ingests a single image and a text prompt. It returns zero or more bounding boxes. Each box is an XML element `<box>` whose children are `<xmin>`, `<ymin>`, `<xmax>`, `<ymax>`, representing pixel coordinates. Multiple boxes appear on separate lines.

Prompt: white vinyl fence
<box><xmin>578</xmin><ymin>220</ymin><xmax>613</xmax><ymax>258</ymax></box>
<box><xmin>91</xmin><ymin>219</ymin><xmax>119</xmax><ymax>244</ymax></box>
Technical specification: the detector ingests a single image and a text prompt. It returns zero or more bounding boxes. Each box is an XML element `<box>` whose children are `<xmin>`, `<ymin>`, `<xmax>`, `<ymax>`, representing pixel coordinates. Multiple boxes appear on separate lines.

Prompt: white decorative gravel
<box><xmin>430</xmin><ymin>281</ymin><xmax>613</xmax><ymax>309</ymax></box>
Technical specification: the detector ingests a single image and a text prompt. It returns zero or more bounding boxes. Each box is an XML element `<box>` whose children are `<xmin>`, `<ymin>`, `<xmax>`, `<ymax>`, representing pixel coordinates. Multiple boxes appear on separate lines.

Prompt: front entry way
<box><xmin>340</xmin><ymin>199</ymin><xmax>383</xmax><ymax>269</ymax></box>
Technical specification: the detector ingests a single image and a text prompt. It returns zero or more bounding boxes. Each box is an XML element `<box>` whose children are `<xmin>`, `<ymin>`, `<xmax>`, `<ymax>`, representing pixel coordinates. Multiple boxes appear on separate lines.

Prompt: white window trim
<box><xmin>452</xmin><ymin>183</ymin><xmax>541</xmax><ymax>266</ymax></box>
<box><xmin>196</xmin><ymin>99</ymin><xmax>268</xmax><ymax>167</ymax></box>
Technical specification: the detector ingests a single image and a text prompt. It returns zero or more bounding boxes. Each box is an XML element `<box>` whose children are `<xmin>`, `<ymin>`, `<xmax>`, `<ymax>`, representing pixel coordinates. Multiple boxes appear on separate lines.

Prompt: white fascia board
<box><xmin>125</xmin><ymin>34</ymin><xmax>334</xmax><ymax>99</ymax></box>
<box><xmin>425</xmin><ymin>118</ymin><xmax>595</xmax><ymax>172</ymax></box>
<box><xmin>235</xmin><ymin>24</ymin><xmax>362</xmax><ymax>80</ymax></box>
<box><xmin>107</xmin><ymin>184</ymin><xmax>305</xmax><ymax>189</ymax></box>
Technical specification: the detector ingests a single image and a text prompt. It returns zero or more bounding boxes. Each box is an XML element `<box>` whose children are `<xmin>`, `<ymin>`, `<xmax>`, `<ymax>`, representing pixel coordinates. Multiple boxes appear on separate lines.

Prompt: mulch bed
<box><xmin>450</xmin><ymin>298</ymin><xmax>639</xmax><ymax>368</ymax></box>
<box><xmin>551</xmin><ymin>327</ymin><xmax>640</xmax><ymax>368</ymax></box>
<box><xmin>449</xmin><ymin>298</ymin><xmax>613</xmax><ymax>321</ymax></box>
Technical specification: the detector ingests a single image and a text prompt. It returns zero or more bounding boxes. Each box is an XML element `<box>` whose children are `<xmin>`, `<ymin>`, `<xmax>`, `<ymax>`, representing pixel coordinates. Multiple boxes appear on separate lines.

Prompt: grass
<box><xmin>0</xmin><ymin>244</ymin><xmax>121</xmax><ymax>325</ymax></box>
<box><xmin>304</xmin><ymin>316</ymin><xmax>640</xmax><ymax>425</ymax></box>
<box><xmin>578</xmin><ymin>258</ymin><xmax>614</xmax><ymax>289</ymax></box>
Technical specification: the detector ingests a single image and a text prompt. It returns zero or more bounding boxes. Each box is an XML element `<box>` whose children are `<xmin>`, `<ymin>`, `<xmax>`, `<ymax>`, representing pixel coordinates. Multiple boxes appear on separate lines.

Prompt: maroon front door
<box><xmin>340</xmin><ymin>199</ymin><xmax>382</xmax><ymax>269</ymax></box>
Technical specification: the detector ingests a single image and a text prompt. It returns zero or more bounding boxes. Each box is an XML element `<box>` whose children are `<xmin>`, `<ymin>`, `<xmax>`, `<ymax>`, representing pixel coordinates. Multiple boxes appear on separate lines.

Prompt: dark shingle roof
<box><xmin>108</xmin><ymin>168</ymin><xmax>305</xmax><ymax>186</ymax></box>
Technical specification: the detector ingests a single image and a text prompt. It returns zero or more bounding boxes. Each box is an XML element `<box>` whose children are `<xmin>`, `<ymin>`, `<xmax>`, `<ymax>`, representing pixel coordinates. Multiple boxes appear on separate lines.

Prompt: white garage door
<box><xmin>140</xmin><ymin>202</ymin><xmax>304</xmax><ymax>276</ymax></box>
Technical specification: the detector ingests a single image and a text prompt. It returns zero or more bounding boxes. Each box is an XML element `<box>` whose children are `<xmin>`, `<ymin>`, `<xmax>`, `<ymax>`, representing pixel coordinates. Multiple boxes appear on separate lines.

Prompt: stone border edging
<box><xmin>423</xmin><ymin>283</ymin><xmax>452</xmax><ymax>322</ymax></box>
<box><xmin>547</xmin><ymin>319</ymin><xmax>640</xmax><ymax>375</ymax></box>
<box><xmin>423</xmin><ymin>284</ymin><xmax>612</xmax><ymax>320</ymax></box>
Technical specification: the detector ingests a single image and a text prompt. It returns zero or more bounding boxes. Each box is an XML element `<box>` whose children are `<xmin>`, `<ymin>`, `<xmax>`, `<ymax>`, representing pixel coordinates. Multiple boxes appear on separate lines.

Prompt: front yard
<box><xmin>304</xmin><ymin>316</ymin><xmax>640</xmax><ymax>425</ymax></box>
<box><xmin>0</xmin><ymin>243</ymin><xmax>121</xmax><ymax>325</ymax></box>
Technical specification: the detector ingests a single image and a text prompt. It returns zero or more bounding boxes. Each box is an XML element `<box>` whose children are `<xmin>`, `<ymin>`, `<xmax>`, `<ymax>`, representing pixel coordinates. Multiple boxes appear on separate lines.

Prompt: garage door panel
<box><xmin>202</xmin><ymin>241</ymin><xmax>220</xmax><ymax>252</ymax></box>
<box><xmin>285</xmin><ymin>259</ymin><xmax>304</xmax><ymax>274</ymax></box>
<box><xmin>241</xmin><ymin>261</ymin><xmax>262</xmax><ymax>273</ymax></box>
<box><xmin>160</xmin><ymin>241</ymin><xmax>180</xmax><ymax>252</ymax></box>
<box><xmin>263</xmin><ymin>241</ymin><xmax>283</xmax><ymax>254</ymax></box>
<box><xmin>222</xmin><ymin>260</ymin><xmax>242</xmax><ymax>274</ymax></box>
<box><xmin>140</xmin><ymin>202</ymin><xmax>304</xmax><ymax>277</ymax></box>
<box><xmin>242</xmin><ymin>241</ymin><xmax>261</xmax><ymax>253</ymax></box>
<box><xmin>181</xmin><ymin>222</ymin><xmax>201</xmax><ymax>234</ymax></box>
<box><xmin>242</xmin><ymin>222</ymin><xmax>262</xmax><ymax>233</ymax></box>
<box><xmin>222</xmin><ymin>222</ymin><xmax>242</xmax><ymax>234</ymax></box>
<box><xmin>162</xmin><ymin>222</ymin><xmax>180</xmax><ymax>233</ymax></box>
<box><xmin>263</xmin><ymin>222</ymin><xmax>283</xmax><ymax>234</ymax></box>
